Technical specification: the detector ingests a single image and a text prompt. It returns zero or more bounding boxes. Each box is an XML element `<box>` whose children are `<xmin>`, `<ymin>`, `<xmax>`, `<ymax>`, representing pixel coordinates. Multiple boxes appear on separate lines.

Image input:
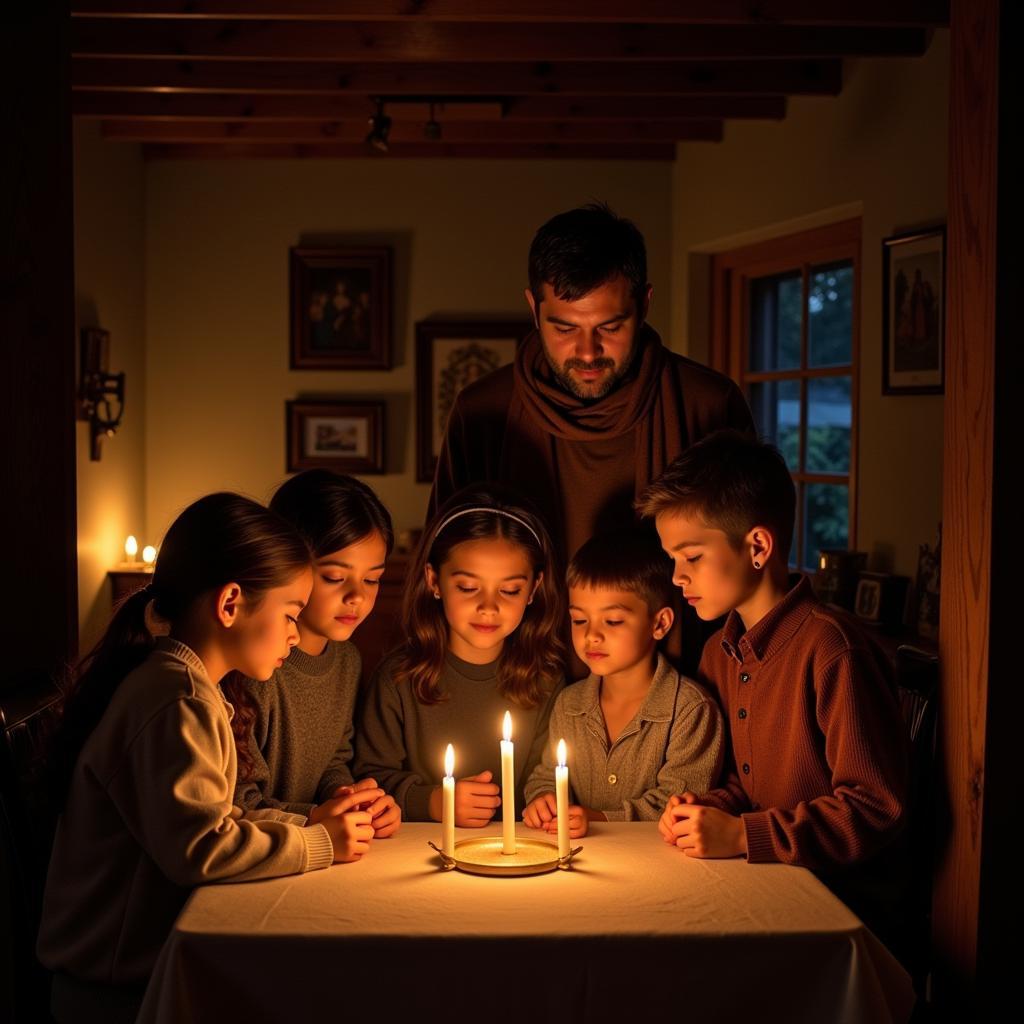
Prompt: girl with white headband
<box><xmin>355</xmin><ymin>486</ymin><xmax>566</xmax><ymax>825</ymax></box>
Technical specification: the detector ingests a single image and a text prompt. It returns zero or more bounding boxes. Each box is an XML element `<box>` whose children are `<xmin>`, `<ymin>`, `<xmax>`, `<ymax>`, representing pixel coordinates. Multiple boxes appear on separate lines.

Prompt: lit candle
<box><xmin>442</xmin><ymin>743</ymin><xmax>455</xmax><ymax>858</ymax></box>
<box><xmin>142</xmin><ymin>544</ymin><xmax>156</xmax><ymax>566</ymax></box>
<box><xmin>555</xmin><ymin>738</ymin><xmax>570</xmax><ymax>860</ymax></box>
<box><xmin>501</xmin><ymin>710</ymin><xmax>516</xmax><ymax>854</ymax></box>
<box><xmin>124</xmin><ymin>535</ymin><xmax>138</xmax><ymax>564</ymax></box>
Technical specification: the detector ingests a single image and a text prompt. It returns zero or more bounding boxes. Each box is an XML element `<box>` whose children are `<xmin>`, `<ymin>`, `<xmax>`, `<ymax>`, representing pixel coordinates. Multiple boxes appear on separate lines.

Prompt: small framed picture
<box><xmin>854</xmin><ymin>571</ymin><xmax>910</xmax><ymax>632</ymax></box>
<box><xmin>286</xmin><ymin>399</ymin><xmax>386</xmax><ymax>474</ymax></box>
<box><xmin>882</xmin><ymin>226</ymin><xmax>945</xmax><ymax>395</ymax></box>
<box><xmin>290</xmin><ymin>247</ymin><xmax>392</xmax><ymax>370</ymax></box>
<box><xmin>415</xmin><ymin>318</ymin><xmax>531</xmax><ymax>483</ymax></box>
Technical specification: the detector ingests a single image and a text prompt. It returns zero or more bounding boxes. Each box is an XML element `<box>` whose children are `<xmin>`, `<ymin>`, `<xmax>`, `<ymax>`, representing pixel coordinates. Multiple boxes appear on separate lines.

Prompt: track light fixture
<box><xmin>424</xmin><ymin>101</ymin><xmax>442</xmax><ymax>141</ymax></box>
<box><xmin>366</xmin><ymin>99</ymin><xmax>392</xmax><ymax>152</ymax></box>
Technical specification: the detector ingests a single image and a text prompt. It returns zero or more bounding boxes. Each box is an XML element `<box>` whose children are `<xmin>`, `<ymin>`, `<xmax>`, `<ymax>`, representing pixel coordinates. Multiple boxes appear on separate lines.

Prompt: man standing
<box><xmin>431</xmin><ymin>202</ymin><xmax>754</xmax><ymax>562</ymax></box>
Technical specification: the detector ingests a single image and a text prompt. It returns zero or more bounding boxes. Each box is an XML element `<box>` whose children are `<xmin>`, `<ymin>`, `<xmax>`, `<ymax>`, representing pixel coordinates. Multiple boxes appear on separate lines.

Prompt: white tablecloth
<box><xmin>139</xmin><ymin>822</ymin><xmax>913</xmax><ymax>1024</ymax></box>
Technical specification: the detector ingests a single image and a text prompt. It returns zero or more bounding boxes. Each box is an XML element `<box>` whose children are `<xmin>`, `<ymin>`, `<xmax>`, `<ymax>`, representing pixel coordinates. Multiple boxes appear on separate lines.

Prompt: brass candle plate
<box><xmin>428</xmin><ymin>837</ymin><xmax>582</xmax><ymax>876</ymax></box>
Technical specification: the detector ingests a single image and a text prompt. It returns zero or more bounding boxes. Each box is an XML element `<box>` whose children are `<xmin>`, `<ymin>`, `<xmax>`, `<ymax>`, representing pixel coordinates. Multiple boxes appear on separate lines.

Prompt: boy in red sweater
<box><xmin>639</xmin><ymin>431</ymin><xmax>909</xmax><ymax>948</ymax></box>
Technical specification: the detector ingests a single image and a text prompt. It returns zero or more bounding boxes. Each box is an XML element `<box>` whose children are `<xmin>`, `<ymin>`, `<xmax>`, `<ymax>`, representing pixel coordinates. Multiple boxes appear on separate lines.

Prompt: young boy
<box><xmin>639</xmin><ymin>431</ymin><xmax>908</xmax><ymax>944</ymax></box>
<box><xmin>522</xmin><ymin>529</ymin><xmax>723</xmax><ymax>837</ymax></box>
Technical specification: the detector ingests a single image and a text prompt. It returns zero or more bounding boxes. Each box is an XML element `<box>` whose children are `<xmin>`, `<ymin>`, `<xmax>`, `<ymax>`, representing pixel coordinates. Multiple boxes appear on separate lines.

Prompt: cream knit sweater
<box><xmin>37</xmin><ymin>638</ymin><xmax>334</xmax><ymax>986</ymax></box>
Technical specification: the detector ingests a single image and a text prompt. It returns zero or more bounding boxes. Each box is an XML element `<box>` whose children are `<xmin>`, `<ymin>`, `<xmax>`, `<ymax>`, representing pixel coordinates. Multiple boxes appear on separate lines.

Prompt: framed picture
<box><xmin>415</xmin><ymin>318</ymin><xmax>531</xmax><ymax>483</ymax></box>
<box><xmin>882</xmin><ymin>226</ymin><xmax>945</xmax><ymax>395</ymax></box>
<box><xmin>286</xmin><ymin>399</ymin><xmax>386</xmax><ymax>474</ymax></box>
<box><xmin>290</xmin><ymin>247</ymin><xmax>392</xmax><ymax>370</ymax></box>
<box><xmin>854</xmin><ymin>571</ymin><xmax>910</xmax><ymax>632</ymax></box>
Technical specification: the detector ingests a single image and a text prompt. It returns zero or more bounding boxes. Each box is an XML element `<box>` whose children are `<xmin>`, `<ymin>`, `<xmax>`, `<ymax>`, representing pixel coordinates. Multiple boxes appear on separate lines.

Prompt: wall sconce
<box><xmin>78</xmin><ymin>327</ymin><xmax>125</xmax><ymax>461</ymax></box>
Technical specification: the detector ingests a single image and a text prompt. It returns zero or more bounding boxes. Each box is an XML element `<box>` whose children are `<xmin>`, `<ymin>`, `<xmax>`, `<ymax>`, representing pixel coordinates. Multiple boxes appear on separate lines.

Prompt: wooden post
<box><xmin>0</xmin><ymin>2</ymin><xmax>78</xmax><ymax>690</ymax></box>
<box><xmin>934</xmin><ymin>0</ymin><xmax>1014</xmax><ymax>1013</ymax></box>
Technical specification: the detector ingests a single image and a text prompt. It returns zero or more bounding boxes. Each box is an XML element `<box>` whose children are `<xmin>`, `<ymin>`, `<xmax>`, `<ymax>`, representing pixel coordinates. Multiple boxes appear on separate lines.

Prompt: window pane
<box><xmin>749</xmin><ymin>379</ymin><xmax>800</xmax><ymax>472</ymax></box>
<box><xmin>749</xmin><ymin>272</ymin><xmax>801</xmax><ymax>372</ymax></box>
<box><xmin>806</xmin><ymin>376</ymin><xmax>851</xmax><ymax>473</ymax></box>
<box><xmin>803</xmin><ymin>483</ymin><xmax>849</xmax><ymax>572</ymax></box>
<box><xmin>808</xmin><ymin>261</ymin><xmax>853</xmax><ymax>367</ymax></box>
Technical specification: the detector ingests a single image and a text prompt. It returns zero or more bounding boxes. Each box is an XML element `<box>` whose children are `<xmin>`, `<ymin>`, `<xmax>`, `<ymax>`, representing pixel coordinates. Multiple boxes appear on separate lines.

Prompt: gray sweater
<box><xmin>354</xmin><ymin>651</ymin><xmax>561</xmax><ymax>821</ymax></box>
<box><xmin>234</xmin><ymin>640</ymin><xmax>360</xmax><ymax>818</ymax></box>
<box><xmin>524</xmin><ymin>654</ymin><xmax>724</xmax><ymax>820</ymax></box>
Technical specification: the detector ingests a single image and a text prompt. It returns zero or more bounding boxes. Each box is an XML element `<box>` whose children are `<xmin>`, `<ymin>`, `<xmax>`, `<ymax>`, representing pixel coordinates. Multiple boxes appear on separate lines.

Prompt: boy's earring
<box><xmin>753</xmin><ymin>561</ymin><xmax>761</xmax><ymax>569</ymax></box>
<box><xmin>433</xmin><ymin>591</ymin><xmax>441</xmax><ymax>599</ymax></box>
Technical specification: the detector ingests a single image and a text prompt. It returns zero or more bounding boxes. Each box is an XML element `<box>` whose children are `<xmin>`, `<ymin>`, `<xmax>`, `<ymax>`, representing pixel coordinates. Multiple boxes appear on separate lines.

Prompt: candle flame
<box><xmin>444</xmin><ymin>743</ymin><xmax>454</xmax><ymax>778</ymax></box>
<box><xmin>502</xmin><ymin>710</ymin><xmax>512</xmax><ymax>742</ymax></box>
<box><xmin>142</xmin><ymin>545</ymin><xmax>157</xmax><ymax>565</ymax></box>
<box><xmin>557</xmin><ymin>738</ymin><xmax>567</xmax><ymax>768</ymax></box>
<box><xmin>124</xmin><ymin>535</ymin><xmax>138</xmax><ymax>558</ymax></box>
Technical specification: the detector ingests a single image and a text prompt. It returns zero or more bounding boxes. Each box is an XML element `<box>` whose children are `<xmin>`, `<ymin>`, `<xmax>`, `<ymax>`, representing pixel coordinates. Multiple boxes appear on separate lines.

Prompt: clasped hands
<box><xmin>658</xmin><ymin>791</ymin><xmax>747</xmax><ymax>858</ymax></box>
<box><xmin>309</xmin><ymin>777</ymin><xmax>402</xmax><ymax>863</ymax></box>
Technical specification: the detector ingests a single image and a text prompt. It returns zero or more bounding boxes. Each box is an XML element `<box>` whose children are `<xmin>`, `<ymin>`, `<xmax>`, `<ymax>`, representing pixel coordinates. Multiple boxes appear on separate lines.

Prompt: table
<box><xmin>138</xmin><ymin>822</ymin><xmax>913</xmax><ymax>1024</ymax></box>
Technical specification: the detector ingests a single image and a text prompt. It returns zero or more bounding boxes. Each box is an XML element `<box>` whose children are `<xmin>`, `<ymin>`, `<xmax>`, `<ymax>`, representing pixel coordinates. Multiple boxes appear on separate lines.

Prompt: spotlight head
<box><xmin>366</xmin><ymin>101</ymin><xmax>392</xmax><ymax>152</ymax></box>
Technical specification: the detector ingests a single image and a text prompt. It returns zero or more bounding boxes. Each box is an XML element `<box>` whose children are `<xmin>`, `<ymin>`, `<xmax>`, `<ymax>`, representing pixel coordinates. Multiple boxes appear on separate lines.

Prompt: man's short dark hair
<box><xmin>636</xmin><ymin>430</ymin><xmax>797</xmax><ymax>561</ymax></box>
<box><xmin>528</xmin><ymin>202</ymin><xmax>648</xmax><ymax>309</ymax></box>
<box><xmin>567</xmin><ymin>528</ymin><xmax>676</xmax><ymax>613</ymax></box>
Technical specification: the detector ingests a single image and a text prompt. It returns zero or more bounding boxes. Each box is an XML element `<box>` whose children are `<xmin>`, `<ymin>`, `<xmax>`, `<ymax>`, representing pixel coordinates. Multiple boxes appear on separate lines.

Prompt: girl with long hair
<box><xmin>225</xmin><ymin>470</ymin><xmax>401</xmax><ymax>838</ymax></box>
<box><xmin>355</xmin><ymin>485</ymin><xmax>566</xmax><ymax>825</ymax></box>
<box><xmin>38</xmin><ymin>493</ymin><xmax>382</xmax><ymax>1023</ymax></box>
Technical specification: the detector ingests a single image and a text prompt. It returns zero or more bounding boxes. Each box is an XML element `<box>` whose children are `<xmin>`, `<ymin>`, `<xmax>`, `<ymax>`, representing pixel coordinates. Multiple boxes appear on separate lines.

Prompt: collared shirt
<box><xmin>524</xmin><ymin>653</ymin><xmax>723</xmax><ymax>820</ymax></box>
<box><xmin>698</xmin><ymin>574</ymin><xmax>908</xmax><ymax>869</ymax></box>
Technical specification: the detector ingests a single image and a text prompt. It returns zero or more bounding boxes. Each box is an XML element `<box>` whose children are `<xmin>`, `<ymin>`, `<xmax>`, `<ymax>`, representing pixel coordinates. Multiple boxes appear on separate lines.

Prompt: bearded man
<box><xmin>431</xmin><ymin>202</ymin><xmax>753</xmax><ymax>557</ymax></box>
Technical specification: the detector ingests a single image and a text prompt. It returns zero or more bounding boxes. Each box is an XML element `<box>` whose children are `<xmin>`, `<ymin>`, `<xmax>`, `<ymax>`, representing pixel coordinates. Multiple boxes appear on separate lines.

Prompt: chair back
<box><xmin>0</xmin><ymin>672</ymin><xmax>64</xmax><ymax>1022</ymax></box>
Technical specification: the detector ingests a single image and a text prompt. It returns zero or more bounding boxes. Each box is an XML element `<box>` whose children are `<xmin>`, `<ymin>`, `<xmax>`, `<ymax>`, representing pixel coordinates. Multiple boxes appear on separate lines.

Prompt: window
<box><xmin>711</xmin><ymin>220</ymin><xmax>860</xmax><ymax>571</ymax></box>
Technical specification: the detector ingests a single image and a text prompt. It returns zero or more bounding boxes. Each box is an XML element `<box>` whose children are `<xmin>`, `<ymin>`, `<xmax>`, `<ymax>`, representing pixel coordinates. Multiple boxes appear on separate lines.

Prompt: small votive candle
<box><xmin>555</xmin><ymin>739</ymin><xmax>570</xmax><ymax>859</ymax></box>
<box><xmin>124</xmin><ymin>535</ymin><xmax>138</xmax><ymax>564</ymax></box>
<box><xmin>442</xmin><ymin>744</ymin><xmax>455</xmax><ymax>858</ymax></box>
<box><xmin>142</xmin><ymin>545</ymin><xmax>156</xmax><ymax>566</ymax></box>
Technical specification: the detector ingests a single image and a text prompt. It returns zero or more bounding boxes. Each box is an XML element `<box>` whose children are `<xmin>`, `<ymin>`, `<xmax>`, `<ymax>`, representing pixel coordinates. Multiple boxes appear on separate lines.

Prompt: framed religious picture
<box><xmin>290</xmin><ymin>247</ymin><xmax>392</xmax><ymax>370</ymax></box>
<box><xmin>882</xmin><ymin>226</ymin><xmax>945</xmax><ymax>395</ymax></box>
<box><xmin>415</xmin><ymin>318</ymin><xmax>531</xmax><ymax>483</ymax></box>
<box><xmin>286</xmin><ymin>399</ymin><xmax>386</xmax><ymax>474</ymax></box>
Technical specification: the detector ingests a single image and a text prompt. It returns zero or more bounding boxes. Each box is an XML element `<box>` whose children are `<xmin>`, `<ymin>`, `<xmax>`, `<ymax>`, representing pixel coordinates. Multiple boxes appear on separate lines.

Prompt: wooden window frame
<box><xmin>710</xmin><ymin>218</ymin><xmax>862</xmax><ymax>567</ymax></box>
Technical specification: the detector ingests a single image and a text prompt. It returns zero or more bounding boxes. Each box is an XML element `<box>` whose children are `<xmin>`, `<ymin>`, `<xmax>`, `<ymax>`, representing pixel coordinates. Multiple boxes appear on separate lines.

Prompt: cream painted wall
<box><xmin>143</xmin><ymin>159</ymin><xmax>672</xmax><ymax>540</ymax></box>
<box><xmin>74</xmin><ymin>122</ymin><xmax>147</xmax><ymax>651</ymax></box>
<box><xmin>671</xmin><ymin>32</ymin><xmax>949</xmax><ymax>581</ymax></box>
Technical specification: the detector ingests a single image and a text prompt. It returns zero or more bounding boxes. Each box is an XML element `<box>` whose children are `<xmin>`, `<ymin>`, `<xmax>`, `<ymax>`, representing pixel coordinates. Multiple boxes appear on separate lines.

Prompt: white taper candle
<box><xmin>442</xmin><ymin>743</ymin><xmax>455</xmax><ymax>858</ymax></box>
<box><xmin>555</xmin><ymin>738</ymin><xmax>570</xmax><ymax>859</ymax></box>
<box><xmin>501</xmin><ymin>711</ymin><xmax>516</xmax><ymax>854</ymax></box>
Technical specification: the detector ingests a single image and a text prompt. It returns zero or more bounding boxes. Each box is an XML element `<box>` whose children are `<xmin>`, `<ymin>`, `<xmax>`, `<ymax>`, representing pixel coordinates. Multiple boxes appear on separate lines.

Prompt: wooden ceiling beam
<box><xmin>71</xmin><ymin>2</ymin><xmax>950</xmax><ymax>28</ymax></box>
<box><xmin>101</xmin><ymin>118</ymin><xmax>724</xmax><ymax>143</ymax></box>
<box><xmin>70</xmin><ymin>19</ymin><xmax>931</xmax><ymax>62</ymax></box>
<box><xmin>72</xmin><ymin>92</ymin><xmax>786</xmax><ymax>121</ymax></box>
<box><xmin>72</xmin><ymin>58</ymin><xmax>843</xmax><ymax>96</ymax></box>
<box><xmin>141</xmin><ymin>141</ymin><xmax>677</xmax><ymax>159</ymax></box>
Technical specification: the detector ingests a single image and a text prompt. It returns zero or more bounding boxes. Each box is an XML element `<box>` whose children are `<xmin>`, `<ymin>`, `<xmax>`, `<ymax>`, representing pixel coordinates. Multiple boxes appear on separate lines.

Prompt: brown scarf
<box><xmin>501</xmin><ymin>323</ymin><xmax>688</xmax><ymax>514</ymax></box>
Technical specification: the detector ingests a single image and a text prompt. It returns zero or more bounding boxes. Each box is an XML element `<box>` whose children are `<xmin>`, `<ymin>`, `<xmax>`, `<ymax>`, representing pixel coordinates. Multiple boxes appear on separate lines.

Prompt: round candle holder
<box><xmin>428</xmin><ymin>837</ymin><xmax>582</xmax><ymax>876</ymax></box>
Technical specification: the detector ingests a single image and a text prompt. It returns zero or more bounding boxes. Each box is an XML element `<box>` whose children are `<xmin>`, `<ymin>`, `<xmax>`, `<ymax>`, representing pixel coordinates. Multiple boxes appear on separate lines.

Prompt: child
<box><xmin>227</xmin><ymin>470</ymin><xmax>400</xmax><ymax>838</ymax></box>
<box><xmin>523</xmin><ymin>529</ymin><xmax>723</xmax><ymax>838</ymax></box>
<box><xmin>354</xmin><ymin>486</ymin><xmax>566</xmax><ymax>825</ymax></box>
<box><xmin>38</xmin><ymin>493</ymin><xmax>382</xmax><ymax>1022</ymax></box>
<box><xmin>639</xmin><ymin>432</ymin><xmax>908</xmax><ymax>944</ymax></box>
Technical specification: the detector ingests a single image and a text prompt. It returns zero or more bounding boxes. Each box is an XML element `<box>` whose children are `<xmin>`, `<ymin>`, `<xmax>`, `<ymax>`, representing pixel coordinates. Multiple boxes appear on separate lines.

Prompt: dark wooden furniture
<box><xmin>351</xmin><ymin>554</ymin><xmax>411</xmax><ymax>684</ymax></box>
<box><xmin>108</xmin><ymin>567</ymin><xmax>153</xmax><ymax>606</ymax></box>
